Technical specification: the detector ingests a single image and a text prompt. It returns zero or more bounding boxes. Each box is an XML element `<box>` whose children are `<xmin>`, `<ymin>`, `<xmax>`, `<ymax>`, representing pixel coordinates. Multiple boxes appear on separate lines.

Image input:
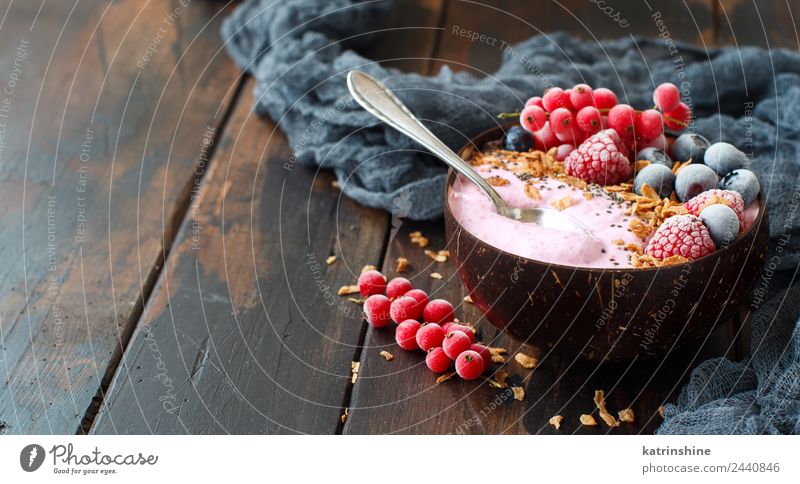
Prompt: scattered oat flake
<box><xmin>326</xmin><ymin>255</ymin><xmax>337</xmax><ymax>265</ymax></box>
<box><xmin>463</xmin><ymin>295</ymin><xmax>473</xmax><ymax>304</ymax></box>
<box><xmin>580</xmin><ymin>414</ymin><xmax>598</xmax><ymax>426</ymax></box>
<box><xmin>551</xmin><ymin>195</ymin><xmax>574</xmax><ymax>211</ymax></box>
<box><xmin>424</xmin><ymin>249</ymin><xmax>449</xmax><ymax>262</ymax></box>
<box><xmin>396</xmin><ymin>257</ymin><xmax>409</xmax><ymax>273</ymax></box>
<box><xmin>491</xmin><ymin>354</ymin><xmax>506</xmax><ymax>364</ymax></box>
<box><xmin>618</xmin><ymin>408</ymin><xmax>635</xmax><ymax>423</ymax></box>
<box><xmin>410</xmin><ymin>231</ymin><xmax>429</xmax><ymax>248</ymax></box>
<box><xmin>512</xmin><ymin>386</ymin><xmax>525</xmax><ymax>401</ymax></box>
<box><xmin>347</xmin><ymin>297</ymin><xmax>364</xmax><ymax>305</ymax></box>
<box><xmin>436</xmin><ymin>372</ymin><xmax>455</xmax><ymax>384</ymax></box>
<box><xmin>549</xmin><ymin>415</ymin><xmax>564</xmax><ymax>430</ymax></box>
<box><xmin>494</xmin><ymin>370</ymin><xmax>509</xmax><ymax>388</ymax></box>
<box><xmin>488</xmin><ymin>346</ymin><xmax>507</xmax><ymax>356</ymax></box>
<box><xmin>487</xmin><ymin>176</ymin><xmax>510</xmax><ymax>187</ymax></box>
<box><xmin>658</xmin><ymin>405</ymin><xmax>666</xmax><ymax>418</ymax></box>
<box><xmin>379</xmin><ymin>350</ymin><xmax>394</xmax><ymax>361</ymax></box>
<box><xmin>350</xmin><ymin>361</ymin><xmax>360</xmax><ymax>384</ymax></box>
<box><xmin>338</xmin><ymin>285</ymin><xmax>359</xmax><ymax>296</ymax></box>
<box><xmin>340</xmin><ymin>407</ymin><xmax>349</xmax><ymax>423</ymax></box>
<box><xmin>360</xmin><ymin>265</ymin><xmax>377</xmax><ymax>274</ymax></box>
<box><xmin>593</xmin><ymin>390</ymin><xmax>620</xmax><ymax>428</ymax></box>
<box><xmin>514</xmin><ymin>352</ymin><xmax>538</xmax><ymax>369</ymax></box>
<box><xmin>430</xmin><ymin>272</ymin><xmax>443</xmax><ymax>280</ymax></box>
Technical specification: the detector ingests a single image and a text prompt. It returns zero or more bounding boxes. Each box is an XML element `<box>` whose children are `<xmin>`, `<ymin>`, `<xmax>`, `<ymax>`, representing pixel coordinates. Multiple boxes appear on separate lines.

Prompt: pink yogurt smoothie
<box><xmin>448</xmin><ymin>164</ymin><xmax>760</xmax><ymax>269</ymax></box>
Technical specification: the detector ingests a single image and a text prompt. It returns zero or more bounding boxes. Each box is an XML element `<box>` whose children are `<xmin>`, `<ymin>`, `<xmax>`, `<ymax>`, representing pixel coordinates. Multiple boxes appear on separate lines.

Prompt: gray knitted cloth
<box><xmin>222</xmin><ymin>0</ymin><xmax>800</xmax><ymax>434</ymax></box>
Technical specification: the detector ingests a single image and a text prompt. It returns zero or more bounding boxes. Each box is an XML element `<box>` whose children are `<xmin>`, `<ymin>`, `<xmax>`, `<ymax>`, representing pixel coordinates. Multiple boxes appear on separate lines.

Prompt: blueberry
<box><xmin>635</xmin><ymin>147</ymin><xmax>672</xmax><ymax>167</ymax></box>
<box><xmin>720</xmin><ymin>168</ymin><xmax>760</xmax><ymax>206</ymax></box>
<box><xmin>675</xmin><ymin>164</ymin><xmax>718</xmax><ymax>201</ymax></box>
<box><xmin>634</xmin><ymin>164</ymin><xmax>675</xmax><ymax>198</ymax></box>
<box><xmin>504</xmin><ymin>126</ymin><xmax>534</xmax><ymax>152</ymax></box>
<box><xmin>699</xmin><ymin>204</ymin><xmax>739</xmax><ymax>247</ymax></box>
<box><xmin>704</xmin><ymin>142</ymin><xmax>747</xmax><ymax>176</ymax></box>
<box><xmin>670</xmin><ymin>133</ymin><xmax>710</xmax><ymax>164</ymax></box>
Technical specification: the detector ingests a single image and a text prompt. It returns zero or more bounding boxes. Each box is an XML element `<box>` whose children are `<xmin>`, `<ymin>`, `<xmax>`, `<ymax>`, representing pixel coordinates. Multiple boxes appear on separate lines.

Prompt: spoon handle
<box><xmin>346</xmin><ymin>70</ymin><xmax>508</xmax><ymax>211</ymax></box>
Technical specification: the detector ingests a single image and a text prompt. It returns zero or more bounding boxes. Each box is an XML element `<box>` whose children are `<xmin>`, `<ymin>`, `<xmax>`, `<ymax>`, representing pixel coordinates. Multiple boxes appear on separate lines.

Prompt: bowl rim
<box><xmin>445</xmin><ymin>125</ymin><xmax>768</xmax><ymax>274</ymax></box>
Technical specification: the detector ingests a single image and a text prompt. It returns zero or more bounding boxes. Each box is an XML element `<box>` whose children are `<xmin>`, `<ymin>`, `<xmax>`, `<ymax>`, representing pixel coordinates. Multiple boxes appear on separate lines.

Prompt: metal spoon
<box><xmin>346</xmin><ymin>70</ymin><xmax>594</xmax><ymax>238</ymax></box>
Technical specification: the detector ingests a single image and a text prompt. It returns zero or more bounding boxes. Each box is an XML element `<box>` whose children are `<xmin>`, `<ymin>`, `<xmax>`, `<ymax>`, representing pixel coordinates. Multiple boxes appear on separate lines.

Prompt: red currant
<box><xmin>358</xmin><ymin>270</ymin><xmax>386</xmax><ymax>297</ymax></box>
<box><xmin>422</xmin><ymin>299</ymin><xmax>454</xmax><ymax>324</ymax></box>
<box><xmin>455</xmin><ymin>350</ymin><xmax>485</xmax><ymax>380</ymax></box>
<box><xmin>542</xmin><ymin>87</ymin><xmax>569</xmax><ymax>111</ymax></box>
<box><xmin>363</xmin><ymin>295</ymin><xmax>392</xmax><ymax>328</ymax></box>
<box><xmin>593</xmin><ymin>88</ymin><xmax>618</xmax><ymax>110</ymax></box>
<box><xmin>548</xmin><ymin>107</ymin><xmax>574</xmax><ymax>135</ymax></box>
<box><xmin>442</xmin><ymin>330</ymin><xmax>471</xmax><ymax>359</ymax></box>
<box><xmin>570</xmin><ymin>83</ymin><xmax>595</xmax><ymax>110</ymax></box>
<box><xmin>404</xmin><ymin>288</ymin><xmax>429</xmax><ymax>308</ymax></box>
<box><xmin>607</xmin><ymin>104</ymin><xmax>637</xmax><ymax>138</ymax></box>
<box><xmin>426</xmin><ymin>347</ymin><xmax>451</xmax><ymax>373</ymax></box>
<box><xmin>395</xmin><ymin>320</ymin><xmax>421</xmax><ymax>350</ymax></box>
<box><xmin>525</xmin><ymin>96</ymin><xmax>543</xmax><ymax>108</ymax></box>
<box><xmin>446</xmin><ymin>323</ymin><xmax>475</xmax><ymax>343</ymax></box>
<box><xmin>519</xmin><ymin>105</ymin><xmax>547</xmax><ymax>133</ymax></box>
<box><xmin>390</xmin><ymin>295</ymin><xmax>422</xmax><ymax>323</ymax></box>
<box><xmin>532</xmin><ymin>122</ymin><xmax>559</xmax><ymax>150</ymax></box>
<box><xmin>653</xmin><ymin>82</ymin><xmax>681</xmax><ymax>112</ymax></box>
<box><xmin>385</xmin><ymin>277</ymin><xmax>412</xmax><ymax>300</ymax></box>
<box><xmin>636</xmin><ymin>109</ymin><xmax>664</xmax><ymax>140</ymax></box>
<box><xmin>415</xmin><ymin>323</ymin><xmax>445</xmax><ymax>351</ymax></box>
<box><xmin>576</xmin><ymin>106</ymin><xmax>603</xmax><ymax>134</ymax></box>
<box><xmin>470</xmin><ymin>344</ymin><xmax>492</xmax><ymax>371</ymax></box>
<box><xmin>664</xmin><ymin>102</ymin><xmax>691</xmax><ymax>130</ymax></box>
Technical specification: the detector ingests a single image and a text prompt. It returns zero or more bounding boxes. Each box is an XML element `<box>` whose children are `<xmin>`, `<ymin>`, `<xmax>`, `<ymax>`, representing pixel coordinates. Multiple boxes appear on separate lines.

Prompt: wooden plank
<box><xmin>717</xmin><ymin>0</ymin><xmax>800</xmax><ymax>49</ymax></box>
<box><xmin>432</xmin><ymin>0</ymin><xmax>714</xmax><ymax>75</ymax></box>
<box><xmin>0</xmin><ymin>0</ymin><xmax>239</xmax><ymax>434</ymax></box>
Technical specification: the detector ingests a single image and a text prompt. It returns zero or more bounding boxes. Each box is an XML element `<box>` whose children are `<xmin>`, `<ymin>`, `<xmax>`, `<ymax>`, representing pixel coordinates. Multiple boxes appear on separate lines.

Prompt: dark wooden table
<box><xmin>0</xmin><ymin>0</ymin><xmax>792</xmax><ymax>435</ymax></box>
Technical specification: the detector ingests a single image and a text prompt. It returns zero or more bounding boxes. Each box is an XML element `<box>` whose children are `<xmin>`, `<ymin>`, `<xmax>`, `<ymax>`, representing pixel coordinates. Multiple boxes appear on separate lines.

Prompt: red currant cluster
<box><xmin>516</xmin><ymin>82</ymin><xmax>691</xmax><ymax>156</ymax></box>
<box><xmin>358</xmin><ymin>270</ymin><xmax>489</xmax><ymax>380</ymax></box>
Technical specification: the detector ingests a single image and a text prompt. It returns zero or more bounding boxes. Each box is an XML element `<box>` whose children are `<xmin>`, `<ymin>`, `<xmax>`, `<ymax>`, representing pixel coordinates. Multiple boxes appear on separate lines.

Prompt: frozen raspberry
<box><xmin>404</xmin><ymin>288</ymin><xmax>429</xmax><ymax>308</ymax></box>
<box><xmin>555</xmin><ymin>144</ymin><xmax>575</xmax><ymax>161</ymax></box>
<box><xmin>358</xmin><ymin>270</ymin><xmax>386</xmax><ymax>297</ymax></box>
<box><xmin>426</xmin><ymin>347</ymin><xmax>451</xmax><ymax>373</ymax></box>
<box><xmin>564</xmin><ymin>129</ymin><xmax>632</xmax><ymax>185</ymax></box>
<box><xmin>422</xmin><ymin>299</ymin><xmax>455</xmax><ymax>324</ymax></box>
<box><xmin>520</xmin><ymin>105</ymin><xmax>547</xmax><ymax>132</ymax></box>
<box><xmin>593</xmin><ymin>87</ymin><xmax>618</xmax><ymax>110</ymax></box>
<box><xmin>395</xmin><ymin>320</ymin><xmax>422</xmax><ymax>350</ymax></box>
<box><xmin>664</xmin><ymin>102</ymin><xmax>691</xmax><ymax>130</ymax></box>
<box><xmin>636</xmin><ymin>109</ymin><xmax>664</xmax><ymax>140</ymax></box>
<box><xmin>644</xmin><ymin>214</ymin><xmax>716</xmax><ymax>260</ymax></box>
<box><xmin>390</xmin><ymin>295</ymin><xmax>422</xmax><ymax>323</ymax></box>
<box><xmin>607</xmin><ymin>104</ymin><xmax>637</xmax><ymax>138</ymax></box>
<box><xmin>549</xmin><ymin>108</ymin><xmax>574</xmax><ymax>136</ymax></box>
<box><xmin>576</xmin><ymin>106</ymin><xmax>603</xmax><ymax>134</ymax></box>
<box><xmin>470</xmin><ymin>344</ymin><xmax>492</xmax><ymax>371</ymax></box>
<box><xmin>542</xmin><ymin>87</ymin><xmax>570</xmax><ymax>111</ymax></box>
<box><xmin>363</xmin><ymin>295</ymin><xmax>392</xmax><ymax>328</ymax></box>
<box><xmin>447</xmin><ymin>324</ymin><xmax>475</xmax><ymax>344</ymax></box>
<box><xmin>385</xmin><ymin>277</ymin><xmax>413</xmax><ymax>300</ymax></box>
<box><xmin>570</xmin><ymin>84</ymin><xmax>595</xmax><ymax>110</ymax></box>
<box><xmin>525</xmin><ymin>96</ymin><xmax>544</xmax><ymax>108</ymax></box>
<box><xmin>415</xmin><ymin>323</ymin><xmax>445</xmax><ymax>351</ymax></box>
<box><xmin>532</xmin><ymin>122</ymin><xmax>559</xmax><ymax>150</ymax></box>
<box><xmin>684</xmin><ymin>189</ymin><xmax>745</xmax><ymax>228</ymax></box>
<box><xmin>442</xmin><ymin>330</ymin><xmax>471</xmax><ymax>359</ymax></box>
<box><xmin>455</xmin><ymin>350</ymin><xmax>485</xmax><ymax>380</ymax></box>
<box><xmin>653</xmin><ymin>83</ymin><xmax>681</xmax><ymax>112</ymax></box>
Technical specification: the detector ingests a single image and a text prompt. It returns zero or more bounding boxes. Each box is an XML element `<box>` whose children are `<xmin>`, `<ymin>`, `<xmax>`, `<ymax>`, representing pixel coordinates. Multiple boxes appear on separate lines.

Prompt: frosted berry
<box><xmin>593</xmin><ymin>87</ymin><xmax>618</xmax><ymax>110</ymax></box>
<box><xmin>564</xmin><ymin>129</ymin><xmax>632</xmax><ymax>185</ymax></box>
<box><xmin>446</xmin><ymin>323</ymin><xmax>475</xmax><ymax>344</ymax></box>
<box><xmin>358</xmin><ymin>270</ymin><xmax>386</xmax><ymax>297</ymax></box>
<box><xmin>548</xmin><ymin>108</ymin><xmax>575</xmax><ymax>135</ymax></box>
<box><xmin>684</xmin><ymin>189</ymin><xmax>745</xmax><ymax>227</ymax></box>
<box><xmin>675</xmin><ymin>164</ymin><xmax>718</xmax><ymax>202</ymax></box>
<box><xmin>570</xmin><ymin>84</ymin><xmax>595</xmax><ymax>110</ymax></box>
<box><xmin>635</xmin><ymin>147</ymin><xmax>672</xmax><ymax>167</ymax></box>
<box><xmin>440</xmin><ymin>321</ymin><xmax>455</xmax><ymax>334</ymax></box>
<box><xmin>636</xmin><ymin>109</ymin><xmax>664</xmax><ymax>140</ymax></box>
<box><xmin>415</xmin><ymin>323</ymin><xmax>445</xmax><ymax>352</ymax></box>
<box><xmin>671</xmin><ymin>133</ymin><xmax>709</xmax><ymax>164</ymax></box>
<box><xmin>404</xmin><ymin>288</ymin><xmax>429</xmax><ymax>308</ymax></box>
<box><xmin>470</xmin><ymin>344</ymin><xmax>492</xmax><ymax>371</ymax></box>
<box><xmin>363</xmin><ymin>295</ymin><xmax>392</xmax><ymax>328</ymax></box>
<box><xmin>520</xmin><ymin>105</ymin><xmax>547</xmax><ymax>133</ymax></box>
<box><xmin>607</xmin><ymin>104</ymin><xmax>637</xmax><ymax>138</ymax></box>
<box><xmin>663</xmin><ymin>102</ymin><xmax>691</xmax><ymax>130</ymax></box>
<box><xmin>644</xmin><ymin>214</ymin><xmax>716</xmax><ymax>260</ymax></box>
<box><xmin>637</xmin><ymin>133</ymin><xmax>668</xmax><ymax>152</ymax></box>
<box><xmin>704</xmin><ymin>142</ymin><xmax>747</xmax><ymax>176</ymax></box>
<box><xmin>542</xmin><ymin>87</ymin><xmax>570</xmax><ymax>111</ymax></box>
<box><xmin>720</xmin><ymin>169</ymin><xmax>760</xmax><ymax>207</ymax></box>
<box><xmin>653</xmin><ymin>83</ymin><xmax>681</xmax><ymax>112</ymax></box>
<box><xmin>634</xmin><ymin>163</ymin><xmax>675</xmax><ymax>198</ymax></box>
<box><xmin>576</xmin><ymin>106</ymin><xmax>603</xmax><ymax>134</ymax></box>
<box><xmin>395</xmin><ymin>319</ymin><xmax>422</xmax><ymax>350</ymax></box>
<box><xmin>555</xmin><ymin>144</ymin><xmax>575</xmax><ymax>161</ymax></box>
<box><xmin>390</xmin><ymin>295</ymin><xmax>423</xmax><ymax>323</ymax></box>
<box><xmin>426</xmin><ymin>347</ymin><xmax>451</xmax><ymax>373</ymax></box>
<box><xmin>700</xmin><ymin>204</ymin><xmax>740</xmax><ymax>247</ymax></box>
<box><xmin>532</xmin><ymin>122</ymin><xmax>559</xmax><ymax>150</ymax></box>
<box><xmin>422</xmin><ymin>299</ymin><xmax>455</xmax><ymax>324</ymax></box>
<box><xmin>525</xmin><ymin>96</ymin><xmax>544</xmax><ymax>108</ymax></box>
<box><xmin>442</xmin><ymin>330</ymin><xmax>471</xmax><ymax>359</ymax></box>
<box><xmin>455</xmin><ymin>350</ymin><xmax>485</xmax><ymax>380</ymax></box>
<box><xmin>385</xmin><ymin>277</ymin><xmax>413</xmax><ymax>300</ymax></box>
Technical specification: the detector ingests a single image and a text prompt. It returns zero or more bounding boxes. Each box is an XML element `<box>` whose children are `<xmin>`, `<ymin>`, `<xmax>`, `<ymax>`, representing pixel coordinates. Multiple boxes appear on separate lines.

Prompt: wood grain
<box><xmin>0</xmin><ymin>0</ymin><xmax>239</xmax><ymax>434</ymax></box>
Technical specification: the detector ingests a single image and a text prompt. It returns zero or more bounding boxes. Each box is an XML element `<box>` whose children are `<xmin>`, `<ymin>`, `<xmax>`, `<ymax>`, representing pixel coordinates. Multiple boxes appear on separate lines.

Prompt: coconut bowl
<box><xmin>444</xmin><ymin>126</ymin><xmax>769</xmax><ymax>362</ymax></box>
